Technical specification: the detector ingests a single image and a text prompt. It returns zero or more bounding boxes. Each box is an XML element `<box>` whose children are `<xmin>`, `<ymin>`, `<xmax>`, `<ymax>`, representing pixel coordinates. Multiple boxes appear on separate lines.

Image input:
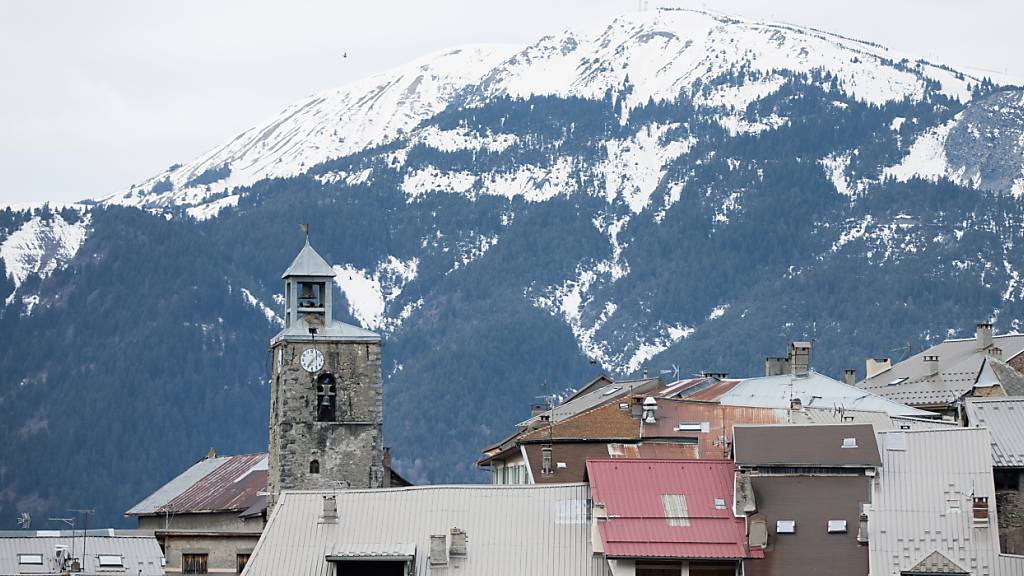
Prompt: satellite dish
<box><xmin>17</xmin><ymin>512</ymin><xmax>30</xmax><ymax>529</ymax></box>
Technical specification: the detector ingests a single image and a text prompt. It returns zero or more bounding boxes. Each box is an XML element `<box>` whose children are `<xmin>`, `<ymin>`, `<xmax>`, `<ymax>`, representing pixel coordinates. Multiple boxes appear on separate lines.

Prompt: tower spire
<box><xmin>300</xmin><ymin>223</ymin><xmax>309</xmax><ymax>242</ymax></box>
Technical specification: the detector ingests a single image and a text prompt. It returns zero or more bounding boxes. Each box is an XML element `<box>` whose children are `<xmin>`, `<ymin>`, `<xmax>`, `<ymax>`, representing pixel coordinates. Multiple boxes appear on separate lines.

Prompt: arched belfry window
<box><xmin>309</xmin><ymin>459</ymin><xmax>320</xmax><ymax>474</ymax></box>
<box><xmin>316</xmin><ymin>373</ymin><xmax>337</xmax><ymax>422</ymax></box>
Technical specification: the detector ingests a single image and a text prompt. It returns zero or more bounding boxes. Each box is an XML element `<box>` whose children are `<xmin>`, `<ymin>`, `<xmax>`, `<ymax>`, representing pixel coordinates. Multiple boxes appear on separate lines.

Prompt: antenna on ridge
<box><xmin>300</xmin><ymin>223</ymin><xmax>310</xmax><ymax>240</ymax></box>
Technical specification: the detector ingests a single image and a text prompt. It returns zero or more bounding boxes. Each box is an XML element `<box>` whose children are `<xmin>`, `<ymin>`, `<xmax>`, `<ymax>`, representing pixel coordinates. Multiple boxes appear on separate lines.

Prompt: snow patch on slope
<box><xmin>240</xmin><ymin>288</ymin><xmax>283</xmax><ymax>326</ymax></box>
<box><xmin>333</xmin><ymin>257</ymin><xmax>420</xmax><ymax>332</ymax></box>
<box><xmin>601</xmin><ymin>123</ymin><xmax>695</xmax><ymax>213</ymax></box>
<box><xmin>1</xmin><ymin>212</ymin><xmax>91</xmax><ymax>305</ymax></box>
<box><xmin>885</xmin><ymin>121</ymin><xmax>953</xmax><ymax>183</ymax></box>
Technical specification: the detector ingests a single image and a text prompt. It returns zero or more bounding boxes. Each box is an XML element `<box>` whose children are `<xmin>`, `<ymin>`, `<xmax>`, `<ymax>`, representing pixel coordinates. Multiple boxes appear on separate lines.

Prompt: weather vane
<box><xmin>300</xmin><ymin>223</ymin><xmax>309</xmax><ymax>240</ymax></box>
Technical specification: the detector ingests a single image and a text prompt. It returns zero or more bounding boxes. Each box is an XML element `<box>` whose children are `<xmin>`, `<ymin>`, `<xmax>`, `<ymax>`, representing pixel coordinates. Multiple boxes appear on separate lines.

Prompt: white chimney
<box><xmin>430</xmin><ymin>534</ymin><xmax>448</xmax><ymax>565</ymax></box>
<box><xmin>977</xmin><ymin>322</ymin><xmax>994</xmax><ymax>351</ymax></box>
<box><xmin>923</xmin><ymin>355</ymin><xmax>939</xmax><ymax>377</ymax></box>
<box><xmin>843</xmin><ymin>369</ymin><xmax>857</xmax><ymax>386</ymax></box>
<box><xmin>321</xmin><ymin>495</ymin><xmax>338</xmax><ymax>524</ymax></box>
<box><xmin>866</xmin><ymin>358</ymin><xmax>892</xmax><ymax>379</ymax></box>
<box><xmin>449</xmin><ymin>527</ymin><xmax>467</xmax><ymax>556</ymax></box>
<box><xmin>642</xmin><ymin>397</ymin><xmax>658</xmax><ymax>423</ymax></box>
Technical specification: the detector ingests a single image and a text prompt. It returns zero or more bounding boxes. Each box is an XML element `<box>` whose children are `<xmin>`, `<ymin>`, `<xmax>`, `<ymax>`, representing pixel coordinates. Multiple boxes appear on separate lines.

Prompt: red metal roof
<box><xmin>162</xmin><ymin>453</ymin><xmax>267</xmax><ymax>514</ymax></box>
<box><xmin>586</xmin><ymin>459</ymin><xmax>751</xmax><ymax>560</ymax></box>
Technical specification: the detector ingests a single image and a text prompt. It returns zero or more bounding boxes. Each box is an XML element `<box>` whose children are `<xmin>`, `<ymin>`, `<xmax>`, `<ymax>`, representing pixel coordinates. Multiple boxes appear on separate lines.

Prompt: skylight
<box><xmin>18</xmin><ymin>554</ymin><xmax>43</xmax><ymax>565</ymax></box>
<box><xmin>714</xmin><ymin>498</ymin><xmax>726</xmax><ymax>509</ymax></box>
<box><xmin>98</xmin><ymin>555</ymin><xmax>124</xmax><ymax>567</ymax></box>
<box><xmin>841</xmin><ymin>437</ymin><xmax>858</xmax><ymax>449</ymax></box>
<box><xmin>888</xmin><ymin>377</ymin><xmax>909</xmax><ymax>386</ymax></box>
<box><xmin>776</xmin><ymin>520</ymin><xmax>796</xmax><ymax>534</ymax></box>
<box><xmin>662</xmin><ymin>494</ymin><xmax>690</xmax><ymax>527</ymax></box>
<box><xmin>601</xmin><ymin>387</ymin><xmax>623</xmax><ymax>396</ymax></box>
<box><xmin>827</xmin><ymin>520</ymin><xmax>848</xmax><ymax>533</ymax></box>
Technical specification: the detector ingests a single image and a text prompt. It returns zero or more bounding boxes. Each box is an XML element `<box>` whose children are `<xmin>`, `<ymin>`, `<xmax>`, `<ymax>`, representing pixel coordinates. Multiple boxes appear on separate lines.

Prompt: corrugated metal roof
<box><xmin>271</xmin><ymin>315</ymin><xmax>380</xmax><ymax>344</ymax></box>
<box><xmin>859</xmin><ymin>333</ymin><xmax>1024</xmax><ymax>407</ymax></box>
<box><xmin>126</xmin><ymin>453</ymin><xmax>267</xmax><ymax>516</ymax></box>
<box><xmin>966</xmin><ymin>397</ymin><xmax>1024</xmax><ymax>467</ymax></box>
<box><xmin>282</xmin><ymin>240</ymin><xmax>336</xmax><ymax>278</ymax></box>
<box><xmin>734</xmin><ymin>424</ymin><xmax>881</xmax><ymax>467</ymax></box>
<box><xmin>586</xmin><ymin>459</ymin><xmax>749</xmax><ymax>560</ymax></box>
<box><xmin>517</xmin><ymin>378</ymin><xmax>662</xmax><ymax>429</ymax></box>
<box><xmin>645</xmin><ymin>401</ymin><xmax>786</xmax><ymax>460</ymax></box>
<box><xmin>794</xmin><ymin>407</ymin><xmax>958</xmax><ymax>431</ymax></box>
<box><xmin>675</xmin><ymin>370</ymin><xmax>932</xmax><ymax>417</ymax></box>
<box><xmin>242</xmin><ymin>484</ymin><xmax>610</xmax><ymax>576</ymax></box>
<box><xmin>0</xmin><ymin>535</ymin><xmax>164</xmax><ymax>575</ymax></box>
<box><xmin>871</xmin><ymin>428</ymin><xmax>1006</xmax><ymax>576</ymax></box>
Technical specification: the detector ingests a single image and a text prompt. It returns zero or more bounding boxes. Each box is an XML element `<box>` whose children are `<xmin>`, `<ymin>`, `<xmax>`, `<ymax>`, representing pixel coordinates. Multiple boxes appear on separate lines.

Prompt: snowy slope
<box><xmin>1</xmin><ymin>211</ymin><xmax>91</xmax><ymax>310</ymax></box>
<box><xmin>100</xmin><ymin>9</ymin><xmax>998</xmax><ymax>216</ymax></box>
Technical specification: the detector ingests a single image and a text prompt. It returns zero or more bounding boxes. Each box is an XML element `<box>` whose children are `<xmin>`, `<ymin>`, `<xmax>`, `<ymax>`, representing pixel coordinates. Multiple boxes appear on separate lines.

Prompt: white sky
<box><xmin>1</xmin><ymin>0</ymin><xmax>1021</xmax><ymax>206</ymax></box>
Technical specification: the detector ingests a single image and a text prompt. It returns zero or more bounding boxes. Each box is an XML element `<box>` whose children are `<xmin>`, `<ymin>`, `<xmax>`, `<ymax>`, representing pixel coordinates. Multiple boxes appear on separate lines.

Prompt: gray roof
<box><xmin>242</xmin><ymin>484</ymin><xmax>610</xmax><ymax>576</ymax></box>
<box><xmin>859</xmin><ymin>333</ymin><xmax>1024</xmax><ymax>407</ymax></box>
<box><xmin>965</xmin><ymin>397</ymin><xmax>1024</xmax><ymax>468</ymax></box>
<box><xmin>713</xmin><ymin>370</ymin><xmax>933</xmax><ymax>417</ymax></box>
<box><xmin>870</xmin><ymin>428</ymin><xmax>1011</xmax><ymax>576</ymax></box>
<box><xmin>282</xmin><ymin>240</ymin><xmax>336</xmax><ymax>278</ymax></box>
<box><xmin>904</xmin><ymin>551</ymin><xmax>969</xmax><ymax>574</ymax></box>
<box><xmin>793</xmin><ymin>407</ymin><xmax>958</xmax><ymax>431</ymax></box>
<box><xmin>271</xmin><ymin>315</ymin><xmax>380</xmax><ymax>344</ymax></box>
<box><xmin>0</xmin><ymin>534</ymin><xmax>164</xmax><ymax>576</ymax></box>
<box><xmin>733</xmin><ymin>423</ymin><xmax>881</xmax><ymax>467</ymax></box>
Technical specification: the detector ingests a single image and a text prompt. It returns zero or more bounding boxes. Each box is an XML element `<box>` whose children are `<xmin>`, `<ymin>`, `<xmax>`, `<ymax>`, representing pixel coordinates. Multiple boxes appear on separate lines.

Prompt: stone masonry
<box><xmin>267</xmin><ymin>338</ymin><xmax>385</xmax><ymax>510</ymax></box>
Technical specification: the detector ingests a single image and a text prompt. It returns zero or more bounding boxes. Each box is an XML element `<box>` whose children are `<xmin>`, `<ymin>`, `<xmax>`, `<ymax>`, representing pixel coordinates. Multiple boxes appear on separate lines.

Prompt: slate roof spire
<box><xmin>282</xmin><ymin>234</ymin><xmax>336</xmax><ymax>279</ymax></box>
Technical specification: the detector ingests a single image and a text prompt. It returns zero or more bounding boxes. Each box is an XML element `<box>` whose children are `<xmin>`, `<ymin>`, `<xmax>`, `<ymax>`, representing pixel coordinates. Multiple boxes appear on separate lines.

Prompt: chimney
<box><xmin>429</xmin><ymin>534</ymin><xmax>447</xmax><ymax>565</ymax></box>
<box><xmin>866</xmin><ymin>357</ymin><xmax>892</xmax><ymax>379</ymax></box>
<box><xmin>383</xmin><ymin>447</ymin><xmax>393</xmax><ymax>488</ymax></box>
<box><xmin>789</xmin><ymin>342</ymin><xmax>811</xmax><ymax>377</ymax></box>
<box><xmin>790</xmin><ymin>397</ymin><xmax>803</xmax><ymax>411</ymax></box>
<box><xmin>530</xmin><ymin>404</ymin><xmax>546</xmax><ymax>418</ymax></box>
<box><xmin>702</xmin><ymin>371</ymin><xmax>729</xmax><ymax>380</ymax></box>
<box><xmin>923</xmin><ymin>355</ymin><xmax>939</xmax><ymax>377</ymax></box>
<box><xmin>207</xmin><ymin>447</ymin><xmax>217</xmax><ymax>459</ymax></box>
<box><xmin>321</xmin><ymin>495</ymin><xmax>338</xmax><ymax>524</ymax></box>
<box><xmin>977</xmin><ymin>322</ymin><xmax>994</xmax><ymax>351</ymax></box>
<box><xmin>642</xmin><ymin>396</ymin><xmax>658</xmax><ymax>424</ymax></box>
<box><xmin>449</xmin><ymin>527</ymin><xmax>467</xmax><ymax>556</ymax></box>
<box><xmin>765</xmin><ymin>356</ymin><xmax>789</xmax><ymax>377</ymax></box>
<box><xmin>990</xmin><ymin>347</ymin><xmax>1003</xmax><ymax>359</ymax></box>
<box><xmin>843</xmin><ymin>369</ymin><xmax>857</xmax><ymax>386</ymax></box>
<box><xmin>541</xmin><ymin>445</ymin><xmax>553</xmax><ymax>475</ymax></box>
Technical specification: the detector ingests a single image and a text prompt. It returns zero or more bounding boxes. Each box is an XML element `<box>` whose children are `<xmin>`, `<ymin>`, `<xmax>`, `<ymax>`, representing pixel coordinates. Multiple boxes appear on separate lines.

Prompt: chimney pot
<box><xmin>765</xmin><ymin>356</ymin><xmax>789</xmax><ymax>377</ymax></box>
<box><xmin>977</xmin><ymin>322</ymin><xmax>994</xmax><ymax>351</ymax></box>
<box><xmin>866</xmin><ymin>357</ymin><xmax>892</xmax><ymax>379</ymax></box>
<box><xmin>843</xmin><ymin>369</ymin><xmax>857</xmax><ymax>386</ymax></box>
<box><xmin>789</xmin><ymin>342</ymin><xmax>812</xmax><ymax>377</ymax></box>
<box><xmin>923</xmin><ymin>355</ymin><xmax>939</xmax><ymax>377</ymax></box>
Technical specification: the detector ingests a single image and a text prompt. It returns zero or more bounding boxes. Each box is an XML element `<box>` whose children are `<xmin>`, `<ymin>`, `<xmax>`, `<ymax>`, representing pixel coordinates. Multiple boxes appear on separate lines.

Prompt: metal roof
<box><xmin>903</xmin><ymin>551</ymin><xmax>969</xmax><ymax>574</ymax></box>
<box><xmin>126</xmin><ymin>453</ymin><xmax>267</xmax><ymax>517</ymax></box>
<box><xmin>793</xmin><ymin>406</ymin><xmax>958</xmax><ymax>431</ymax></box>
<box><xmin>517</xmin><ymin>378</ymin><xmax>662</xmax><ymax>429</ymax></box>
<box><xmin>870</xmin><ymin>428</ymin><xmax>1008</xmax><ymax>576</ymax></box>
<box><xmin>859</xmin><ymin>333</ymin><xmax>1024</xmax><ymax>407</ymax></box>
<box><xmin>734</xmin><ymin>423</ymin><xmax>881</xmax><ymax>467</ymax></box>
<box><xmin>586</xmin><ymin>459</ymin><xmax>750</xmax><ymax>560</ymax></box>
<box><xmin>0</xmin><ymin>534</ymin><xmax>164</xmax><ymax>576</ymax></box>
<box><xmin>270</xmin><ymin>315</ymin><xmax>380</xmax><ymax>344</ymax></box>
<box><xmin>966</xmin><ymin>397</ymin><xmax>1024</xmax><ymax>468</ymax></box>
<box><xmin>242</xmin><ymin>484</ymin><xmax>610</xmax><ymax>576</ymax></box>
<box><xmin>282</xmin><ymin>240</ymin><xmax>336</xmax><ymax>278</ymax></box>
<box><xmin>674</xmin><ymin>370</ymin><xmax>933</xmax><ymax>417</ymax></box>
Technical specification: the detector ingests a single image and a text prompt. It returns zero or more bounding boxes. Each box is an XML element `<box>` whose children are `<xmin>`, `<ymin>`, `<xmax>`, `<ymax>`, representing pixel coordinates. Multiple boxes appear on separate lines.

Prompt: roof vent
<box><xmin>790</xmin><ymin>397</ymin><xmax>803</xmax><ymax>411</ymax></box>
<box><xmin>430</xmin><ymin>534</ymin><xmax>447</xmax><ymax>565</ymax></box>
<box><xmin>841</xmin><ymin>437</ymin><xmax>858</xmax><ymax>449</ymax></box>
<box><xmin>843</xmin><ymin>369</ymin><xmax>857</xmax><ymax>386</ymax></box>
<box><xmin>990</xmin><ymin>346</ymin><xmax>1003</xmax><ymax>359</ymax></box>
<box><xmin>449</xmin><ymin>527</ymin><xmax>467</xmax><ymax>556</ymax></box>
<box><xmin>827</xmin><ymin>520</ymin><xmax>848</xmax><ymax>533</ymax></box>
<box><xmin>857</xmin><ymin>503</ymin><xmax>869</xmax><ymax>543</ymax></box>
<box><xmin>642</xmin><ymin>397</ymin><xmax>658</xmax><ymax>424</ymax></box>
<box><xmin>923</xmin><ymin>355</ymin><xmax>939</xmax><ymax>377</ymax></box>
<box><xmin>702</xmin><ymin>372</ymin><xmax>729</xmax><ymax>380</ymax></box>
<box><xmin>776</xmin><ymin>520</ymin><xmax>796</xmax><ymax>534</ymax></box>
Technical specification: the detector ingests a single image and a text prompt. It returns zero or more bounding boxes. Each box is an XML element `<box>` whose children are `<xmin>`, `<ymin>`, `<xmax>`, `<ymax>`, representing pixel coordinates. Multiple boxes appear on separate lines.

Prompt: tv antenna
<box><xmin>891</xmin><ymin>342</ymin><xmax>913</xmax><ymax>362</ymax></box>
<box><xmin>69</xmin><ymin>508</ymin><xmax>95</xmax><ymax>568</ymax></box>
<box><xmin>659</xmin><ymin>364</ymin><xmax>680</xmax><ymax>380</ymax></box>
<box><xmin>16</xmin><ymin>512</ymin><xmax>30</xmax><ymax>529</ymax></box>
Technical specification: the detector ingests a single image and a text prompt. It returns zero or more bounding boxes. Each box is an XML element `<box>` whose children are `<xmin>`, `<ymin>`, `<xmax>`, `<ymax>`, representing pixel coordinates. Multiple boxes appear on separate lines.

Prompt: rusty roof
<box><xmin>587</xmin><ymin>459</ymin><xmax>751</xmax><ymax>560</ymax></box>
<box><xmin>645</xmin><ymin>400</ymin><xmax>787</xmax><ymax>460</ymax></box>
<box><xmin>519</xmin><ymin>402</ymin><xmax>640</xmax><ymax>443</ymax></box>
<box><xmin>126</xmin><ymin>453</ymin><xmax>267</xmax><ymax>516</ymax></box>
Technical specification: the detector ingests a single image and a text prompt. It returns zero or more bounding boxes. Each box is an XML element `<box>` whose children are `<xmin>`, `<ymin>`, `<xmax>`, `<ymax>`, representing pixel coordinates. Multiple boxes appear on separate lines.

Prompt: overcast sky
<box><xmin>1</xmin><ymin>0</ymin><xmax>1021</xmax><ymax>206</ymax></box>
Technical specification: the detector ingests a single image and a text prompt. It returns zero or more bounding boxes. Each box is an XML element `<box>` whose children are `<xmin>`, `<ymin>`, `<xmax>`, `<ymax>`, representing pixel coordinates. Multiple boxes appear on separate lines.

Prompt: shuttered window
<box><xmin>183</xmin><ymin>553</ymin><xmax>208</xmax><ymax>574</ymax></box>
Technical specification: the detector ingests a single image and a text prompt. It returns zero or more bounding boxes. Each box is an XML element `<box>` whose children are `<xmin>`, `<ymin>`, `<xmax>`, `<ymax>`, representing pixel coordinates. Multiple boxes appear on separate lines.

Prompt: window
<box><xmin>236</xmin><ymin>554</ymin><xmax>251</xmax><ymax>574</ymax></box>
<box><xmin>714</xmin><ymin>498</ymin><xmax>727</xmax><ymax>510</ymax></box>
<box><xmin>183</xmin><ymin>553</ymin><xmax>209</xmax><ymax>574</ymax></box>
<box><xmin>974</xmin><ymin>497</ymin><xmax>990</xmax><ymax>524</ymax></box>
<box><xmin>309</xmin><ymin>459</ymin><xmax>320</xmax><ymax>474</ymax></box>
<box><xmin>18</xmin><ymin>554</ymin><xmax>43</xmax><ymax>565</ymax></box>
<box><xmin>827</xmin><ymin>520</ymin><xmax>848</xmax><ymax>533</ymax></box>
<box><xmin>315</xmin><ymin>373</ymin><xmax>337</xmax><ymax>422</ymax></box>
<box><xmin>995</xmin><ymin>470</ymin><xmax>1020</xmax><ymax>491</ymax></box>
<box><xmin>842</xmin><ymin>437</ymin><xmax>858</xmax><ymax>449</ymax></box>
<box><xmin>98</xmin><ymin>555</ymin><xmax>124</xmax><ymax>567</ymax></box>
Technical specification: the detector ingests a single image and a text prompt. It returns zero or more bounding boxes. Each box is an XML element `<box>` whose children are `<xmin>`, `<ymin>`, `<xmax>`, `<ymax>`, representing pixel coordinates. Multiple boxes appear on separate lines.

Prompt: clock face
<box><xmin>300</xmin><ymin>348</ymin><xmax>324</xmax><ymax>373</ymax></box>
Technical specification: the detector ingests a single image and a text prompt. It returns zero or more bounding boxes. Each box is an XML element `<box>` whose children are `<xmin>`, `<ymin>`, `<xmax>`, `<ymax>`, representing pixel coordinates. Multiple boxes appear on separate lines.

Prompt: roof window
<box><xmin>675</xmin><ymin>422</ymin><xmax>710</xmax><ymax>432</ymax></box>
<box><xmin>662</xmin><ymin>494</ymin><xmax>690</xmax><ymax>527</ymax></box>
<box><xmin>776</xmin><ymin>520</ymin><xmax>796</xmax><ymax>534</ymax></box>
<box><xmin>98</xmin><ymin>555</ymin><xmax>124</xmax><ymax>567</ymax></box>
<box><xmin>842</xmin><ymin>437</ymin><xmax>858</xmax><ymax>449</ymax></box>
<box><xmin>602</xmin><ymin>387</ymin><xmax>623</xmax><ymax>396</ymax></box>
<box><xmin>18</xmin><ymin>554</ymin><xmax>43</xmax><ymax>565</ymax></box>
<box><xmin>827</xmin><ymin>520</ymin><xmax>848</xmax><ymax>533</ymax></box>
<box><xmin>888</xmin><ymin>377</ymin><xmax>909</xmax><ymax>386</ymax></box>
<box><xmin>714</xmin><ymin>498</ymin><xmax>727</xmax><ymax>509</ymax></box>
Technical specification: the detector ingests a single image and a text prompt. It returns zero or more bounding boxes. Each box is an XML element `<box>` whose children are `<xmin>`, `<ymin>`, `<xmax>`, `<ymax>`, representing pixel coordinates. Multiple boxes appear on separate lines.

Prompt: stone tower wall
<box><xmin>267</xmin><ymin>339</ymin><xmax>384</xmax><ymax>509</ymax></box>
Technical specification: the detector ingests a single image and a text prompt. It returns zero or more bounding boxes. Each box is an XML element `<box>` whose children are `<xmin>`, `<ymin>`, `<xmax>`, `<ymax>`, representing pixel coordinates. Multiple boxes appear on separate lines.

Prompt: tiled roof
<box><xmin>126</xmin><ymin>453</ymin><xmax>267</xmax><ymax>516</ymax></box>
<box><xmin>859</xmin><ymin>333</ymin><xmax>1024</xmax><ymax>407</ymax></box>
<box><xmin>586</xmin><ymin>459</ymin><xmax>750</xmax><ymax>560</ymax></box>
<box><xmin>519</xmin><ymin>402</ymin><xmax>639</xmax><ymax>443</ymax></box>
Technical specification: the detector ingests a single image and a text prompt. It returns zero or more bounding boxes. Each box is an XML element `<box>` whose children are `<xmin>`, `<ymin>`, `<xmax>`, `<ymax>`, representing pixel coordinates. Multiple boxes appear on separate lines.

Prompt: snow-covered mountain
<box><xmin>2</xmin><ymin>8</ymin><xmax>1024</xmax><ymax>527</ymax></box>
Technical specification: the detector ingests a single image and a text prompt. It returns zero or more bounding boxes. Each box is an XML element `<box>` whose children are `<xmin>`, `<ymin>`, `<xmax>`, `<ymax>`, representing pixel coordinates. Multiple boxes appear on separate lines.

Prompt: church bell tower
<box><xmin>267</xmin><ymin>235</ymin><xmax>384</xmax><ymax>509</ymax></box>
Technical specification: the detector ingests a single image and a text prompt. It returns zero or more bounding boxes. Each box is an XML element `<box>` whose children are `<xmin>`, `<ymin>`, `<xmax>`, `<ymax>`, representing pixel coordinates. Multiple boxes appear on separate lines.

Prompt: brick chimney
<box><xmin>866</xmin><ymin>358</ymin><xmax>892</xmax><ymax>379</ymax></box>
<box><xmin>765</xmin><ymin>356</ymin><xmax>789</xmax><ymax>377</ymax></box>
<box><xmin>923</xmin><ymin>355</ymin><xmax>939</xmax><ymax>377</ymax></box>
<box><xmin>843</xmin><ymin>369</ymin><xmax>857</xmax><ymax>386</ymax></box>
<box><xmin>789</xmin><ymin>342</ymin><xmax>811</xmax><ymax>377</ymax></box>
<box><xmin>977</xmin><ymin>322</ymin><xmax>994</xmax><ymax>351</ymax></box>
